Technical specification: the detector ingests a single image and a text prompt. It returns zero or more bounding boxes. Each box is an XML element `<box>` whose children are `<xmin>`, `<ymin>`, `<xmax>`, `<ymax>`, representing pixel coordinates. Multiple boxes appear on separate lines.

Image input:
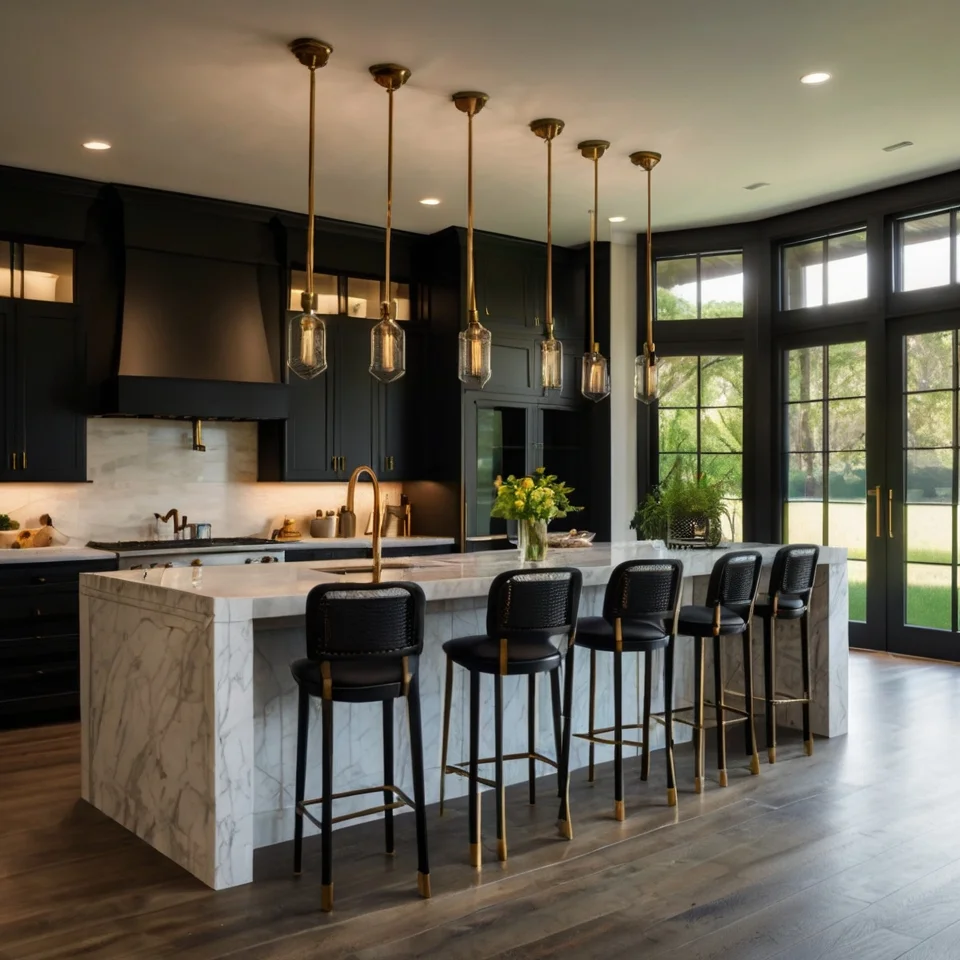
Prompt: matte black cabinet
<box><xmin>0</xmin><ymin>299</ymin><xmax>86</xmax><ymax>482</ymax></box>
<box><xmin>259</xmin><ymin>315</ymin><xmax>416</xmax><ymax>483</ymax></box>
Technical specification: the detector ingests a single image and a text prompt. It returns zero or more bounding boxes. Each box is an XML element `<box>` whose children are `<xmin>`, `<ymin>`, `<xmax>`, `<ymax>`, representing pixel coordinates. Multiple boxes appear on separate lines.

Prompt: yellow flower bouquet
<box><xmin>491</xmin><ymin>467</ymin><xmax>581</xmax><ymax>561</ymax></box>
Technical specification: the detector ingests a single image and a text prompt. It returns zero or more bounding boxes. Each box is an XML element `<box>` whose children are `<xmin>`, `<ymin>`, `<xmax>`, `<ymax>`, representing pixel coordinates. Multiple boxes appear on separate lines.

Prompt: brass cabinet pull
<box><xmin>22</xmin><ymin>450</ymin><xmax>26</xmax><ymax>470</ymax></box>
<box><xmin>888</xmin><ymin>488</ymin><xmax>894</xmax><ymax>538</ymax></box>
<box><xmin>331</xmin><ymin>456</ymin><xmax>337</xmax><ymax>471</ymax></box>
<box><xmin>10</xmin><ymin>452</ymin><xmax>16</xmax><ymax>470</ymax></box>
<box><xmin>867</xmin><ymin>485</ymin><xmax>881</xmax><ymax>538</ymax></box>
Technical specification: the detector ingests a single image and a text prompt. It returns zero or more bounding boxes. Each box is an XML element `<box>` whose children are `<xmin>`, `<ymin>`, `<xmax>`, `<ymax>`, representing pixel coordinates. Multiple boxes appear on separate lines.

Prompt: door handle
<box><xmin>888</xmin><ymin>488</ymin><xmax>894</xmax><ymax>538</ymax></box>
<box><xmin>867</xmin><ymin>485</ymin><xmax>881</xmax><ymax>538</ymax></box>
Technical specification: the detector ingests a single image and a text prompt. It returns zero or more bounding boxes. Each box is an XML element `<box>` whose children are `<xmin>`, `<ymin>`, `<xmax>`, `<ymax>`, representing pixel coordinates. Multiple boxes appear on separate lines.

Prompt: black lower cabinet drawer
<box><xmin>382</xmin><ymin>545</ymin><xmax>454</xmax><ymax>557</ymax></box>
<box><xmin>285</xmin><ymin>548</ymin><xmax>368</xmax><ymax>563</ymax></box>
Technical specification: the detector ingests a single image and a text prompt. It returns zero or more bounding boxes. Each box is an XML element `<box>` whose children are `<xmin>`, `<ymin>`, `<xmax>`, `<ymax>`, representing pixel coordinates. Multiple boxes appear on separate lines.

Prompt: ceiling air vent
<box><xmin>882</xmin><ymin>141</ymin><xmax>914</xmax><ymax>152</ymax></box>
<box><xmin>744</xmin><ymin>182</ymin><xmax>770</xmax><ymax>191</ymax></box>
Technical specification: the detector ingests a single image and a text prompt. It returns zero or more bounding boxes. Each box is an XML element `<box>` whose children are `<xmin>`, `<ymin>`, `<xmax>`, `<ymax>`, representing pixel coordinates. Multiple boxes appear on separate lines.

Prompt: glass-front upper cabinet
<box><xmin>0</xmin><ymin>241</ymin><xmax>74</xmax><ymax>303</ymax></box>
<box><xmin>288</xmin><ymin>270</ymin><xmax>411</xmax><ymax>321</ymax></box>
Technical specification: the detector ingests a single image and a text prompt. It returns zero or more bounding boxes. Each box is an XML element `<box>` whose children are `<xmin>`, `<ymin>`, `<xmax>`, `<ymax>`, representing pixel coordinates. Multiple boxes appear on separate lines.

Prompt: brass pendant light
<box><xmin>455</xmin><ymin>92</ymin><xmax>492</xmax><ymax>388</ymax></box>
<box><xmin>287</xmin><ymin>38</ymin><xmax>332</xmax><ymax>381</ymax></box>
<box><xmin>632</xmin><ymin>150</ymin><xmax>662</xmax><ymax>404</ymax></box>
<box><xmin>369</xmin><ymin>64</ymin><xmax>411</xmax><ymax>383</ymax></box>
<box><xmin>530</xmin><ymin>118</ymin><xmax>565</xmax><ymax>391</ymax></box>
<box><xmin>578</xmin><ymin>139</ymin><xmax>612</xmax><ymax>403</ymax></box>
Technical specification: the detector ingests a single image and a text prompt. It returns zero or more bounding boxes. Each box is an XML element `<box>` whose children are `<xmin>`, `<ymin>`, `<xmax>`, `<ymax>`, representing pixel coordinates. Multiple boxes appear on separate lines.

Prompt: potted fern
<box><xmin>631</xmin><ymin>473</ymin><xmax>729</xmax><ymax>548</ymax></box>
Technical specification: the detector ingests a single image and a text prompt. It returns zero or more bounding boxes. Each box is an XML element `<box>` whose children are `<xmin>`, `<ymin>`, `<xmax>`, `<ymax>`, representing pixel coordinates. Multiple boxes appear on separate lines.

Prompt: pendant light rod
<box><xmin>530</xmin><ymin>119</ymin><xmax>564</xmax><ymax>339</ymax></box>
<box><xmin>630</xmin><ymin>150</ymin><xmax>661</xmax><ymax>353</ymax></box>
<box><xmin>290</xmin><ymin>39</ymin><xmax>332</xmax><ymax>307</ymax></box>
<box><xmin>453</xmin><ymin>93</ymin><xmax>488</xmax><ymax>319</ymax></box>
<box><xmin>370</xmin><ymin>65</ymin><xmax>411</xmax><ymax>313</ymax></box>
<box><xmin>578</xmin><ymin>140</ymin><xmax>610</xmax><ymax>350</ymax></box>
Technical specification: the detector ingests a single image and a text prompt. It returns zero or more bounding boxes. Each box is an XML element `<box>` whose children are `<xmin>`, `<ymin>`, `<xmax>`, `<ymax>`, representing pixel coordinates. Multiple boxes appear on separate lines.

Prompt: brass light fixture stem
<box><xmin>290</xmin><ymin>39</ymin><xmax>332</xmax><ymax>309</ymax></box>
<box><xmin>453</xmin><ymin>93</ymin><xmax>489</xmax><ymax>324</ymax></box>
<box><xmin>578</xmin><ymin>140</ymin><xmax>610</xmax><ymax>351</ymax></box>
<box><xmin>630</xmin><ymin>151</ymin><xmax>662</xmax><ymax>355</ymax></box>
<box><xmin>530</xmin><ymin>119</ymin><xmax>565</xmax><ymax>339</ymax></box>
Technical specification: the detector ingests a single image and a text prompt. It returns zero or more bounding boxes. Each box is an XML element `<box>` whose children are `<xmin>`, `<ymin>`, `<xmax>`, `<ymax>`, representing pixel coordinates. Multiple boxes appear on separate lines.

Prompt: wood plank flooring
<box><xmin>2</xmin><ymin>651</ymin><xmax>960</xmax><ymax>959</ymax></box>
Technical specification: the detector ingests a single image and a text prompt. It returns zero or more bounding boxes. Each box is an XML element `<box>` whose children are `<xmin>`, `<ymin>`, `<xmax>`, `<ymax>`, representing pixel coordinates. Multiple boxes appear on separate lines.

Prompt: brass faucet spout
<box><xmin>346</xmin><ymin>465</ymin><xmax>382</xmax><ymax>582</ymax></box>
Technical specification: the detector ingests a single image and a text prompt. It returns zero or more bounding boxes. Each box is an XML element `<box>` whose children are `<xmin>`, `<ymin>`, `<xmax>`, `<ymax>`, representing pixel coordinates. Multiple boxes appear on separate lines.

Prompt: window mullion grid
<box><xmin>696</xmin><ymin>356</ymin><xmax>703</xmax><ymax>479</ymax></box>
<box><xmin>953</xmin><ymin>329</ymin><xmax>958</xmax><ymax>634</ymax></box>
<box><xmin>695</xmin><ymin>255</ymin><xmax>702</xmax><ymax>320</ymax></box>
<box><xmin>951</xmin><ymin>210</ymin><xmax>958</xmax><ymax>287</ymax></box>
<box><xmin>822</xmin><ymin>345</ymin><xmax>829</xmax><ymax>547</ymax></box>
<box><xmin>821</xmin><ymin>238</ymin><xmax>829</xmax><ymax>308</ymax></box>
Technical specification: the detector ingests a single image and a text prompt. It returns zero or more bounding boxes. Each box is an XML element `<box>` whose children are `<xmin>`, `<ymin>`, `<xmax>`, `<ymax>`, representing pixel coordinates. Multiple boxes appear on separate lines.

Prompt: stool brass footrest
<box><xmin>297</xmin><ymin>784</ymin><xmax>415</xmax><ymax>831</ymax></box>
<box><xmin>653</xmin><ymin>705</ymin><xmax>749</xmax><ymax>729</ymax></box>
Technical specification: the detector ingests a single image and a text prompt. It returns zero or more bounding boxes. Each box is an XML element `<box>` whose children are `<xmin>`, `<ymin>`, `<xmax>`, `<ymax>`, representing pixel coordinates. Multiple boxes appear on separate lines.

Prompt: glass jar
<box><xmin>518</xmin><ymin>519</ymin><xmax>549</xmax><ymax>563</ymax></box>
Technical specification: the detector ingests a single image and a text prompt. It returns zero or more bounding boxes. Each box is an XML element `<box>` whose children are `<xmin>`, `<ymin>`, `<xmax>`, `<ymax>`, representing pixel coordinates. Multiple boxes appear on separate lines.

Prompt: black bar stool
<box><xmin>291</xmin><ymin>582</ymin><xmax>430</xmax><ymax>912</ymax></box>
<box><xmin>752</xmin><ymin>544</ymin><xmax>820</xmax><ymax>763</ymax></box>
<box><xmin>661</xmin><ymin>550</ymin><xmax>763</xmax><ymax>793</ymax></box>
<box><xmin>567</xmin><ymin>559</ymin><xmax>684</xmax><ymax>819</ymax></box>
<box><xmin>439</xmin><ymin>568</ymin><xmax>582</xmax><ymax>866</ymax></box>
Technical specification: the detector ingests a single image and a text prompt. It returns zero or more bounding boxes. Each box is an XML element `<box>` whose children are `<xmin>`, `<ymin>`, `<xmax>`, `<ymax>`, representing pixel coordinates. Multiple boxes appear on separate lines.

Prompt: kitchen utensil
<box><xmin>338</xmin><ymin>504</ymin><xmax>356</xmax><ymax>538</ymax></box>
<box><xmin>310</xmin><ymin>510</ymin><xmax>337</xmax><ymax>538</ymax></box>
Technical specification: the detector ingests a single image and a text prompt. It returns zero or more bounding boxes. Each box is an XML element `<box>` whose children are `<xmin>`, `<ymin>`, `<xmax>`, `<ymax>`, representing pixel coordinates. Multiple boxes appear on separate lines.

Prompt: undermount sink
<box><xmin>316</xmin><ymin>561</ymin><xmax>417</xmax><ymax>575</ymax></box>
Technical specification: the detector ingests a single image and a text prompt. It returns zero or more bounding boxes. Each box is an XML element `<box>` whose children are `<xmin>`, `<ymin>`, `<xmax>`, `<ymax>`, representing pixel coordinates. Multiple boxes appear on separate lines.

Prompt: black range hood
<box><xmin>94</xmin><ymin>187</ymin><xmax>288</xmax><ymax>421</ymax></box>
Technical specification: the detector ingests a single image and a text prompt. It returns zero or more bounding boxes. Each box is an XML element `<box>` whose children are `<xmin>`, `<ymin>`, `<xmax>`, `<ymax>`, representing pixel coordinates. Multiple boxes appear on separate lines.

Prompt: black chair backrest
<box><xmin>603</xmin><ymin>559</ymin><xmax>684</xmax><ymax>628</ymax></box>
<box><xmin>486</xmin><ymin>567</ymin><xmax>583</xmax><ymax>642</ymax></box>
<box><xmin>304</xmin><ymin>581</ymin><xmax>425</xmax><ymax>661</ymax></box>
<box><xmin>706</xmin><ymin>550</ymin><xmax>763</xmax><ymax>616</ymax></box>
<box><xmin>770</xmin><ymin>544</ymin><xmax>819</xmax><ymax>600</ymax></box>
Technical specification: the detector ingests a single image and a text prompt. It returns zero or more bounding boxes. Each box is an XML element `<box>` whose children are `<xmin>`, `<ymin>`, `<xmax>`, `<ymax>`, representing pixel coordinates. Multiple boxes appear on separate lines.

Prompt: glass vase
<box><xmin>518</xmin><ymin>519</ymin><xmax>549</xmax><ymax>563</ymax></box>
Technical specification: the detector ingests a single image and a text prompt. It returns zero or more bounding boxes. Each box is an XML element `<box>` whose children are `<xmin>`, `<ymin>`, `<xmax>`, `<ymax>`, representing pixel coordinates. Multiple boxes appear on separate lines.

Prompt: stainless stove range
<box><xmin>87</xmin><ymin>537</ymin><xmax>287</xmax><ymax>570</ymax></box>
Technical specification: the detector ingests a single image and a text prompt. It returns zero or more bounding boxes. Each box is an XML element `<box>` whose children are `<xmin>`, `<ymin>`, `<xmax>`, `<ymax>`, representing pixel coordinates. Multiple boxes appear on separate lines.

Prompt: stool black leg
<box><xmin>664</xmin><ymin>637</ymin><xmax>677</xmax><ymax>807</ymax></box>
<box><xmin>468</xmin><ymin>669</ymin><xmax>481</xmax><ymax>869</ymax></box>
<box><xmin>293</xmin><ymin>685</ymin><xmax>309</xmax><ymax>875</ymax></box>
<box><xmin>557</xmin><ymin>644</ymin><xmax>575</xmax><ymax>839</ymax></box>
<box><xmin>713</xmin><ymin>636</ymin><xmax>727</xmax><ymax>787</ymax></box>
<box><xmin>801</xmin><ymin>610</ymin><xmax>813</xmax><ymax>757</ymax></box>
<box><xmin>613</xmin><ymin>649</ymin><xmax>624</xmax><ymax>821</ymax></box>
<box><xmin>641</xmin><ymin>651</ymin><xmax>653</xmax><ymax>782</ymax></box>
<box><xmin>550</xmin><ymin>666</ymin><xmax>562</xmax><ymax>798</ymax></box>
<box><xmin>406</xmin><ymin>673</ymin><xmax>431</xmax><ymax>899</ymax></box>
<box><xmin>744</xmin><ymin>622</ymin><xmax>761</xmax><ymax>776</ymax></box>
<box><xmin>320</xmin><ymin>697</ymin><xmax>334</xmax><ymax>912</ymax></box>
<box><xmin>382</xmin><ymin>699</ymin><xmax>394</xmax><ymax>855</ymax></box>
<box><xmin>693</xmin><ymin>636</ymin><xmax>705</xmax><ymax>794</ymax></box>
<box><xmin>527</xmin><ymin>674</ymin><xmax>537</xmax><ymax>805</ymax></box>
<box><xmin>587</xmin><ymin>649</ymin><xmax>597</xmax><ymax>782</ymax></box>
<box><xmin>494</xmin><ymin>672</ymin><xmax>507</xmax><ymax>861</ymax></box>
<box><xmin>439</xmin><ymin>657</ymin><xmax>453</xmax><ymax>816</ymax></box>
<box><xmin>764</xmin><ymin>614</ymin><xmax>777</xmax><ymax>763</ymax></box>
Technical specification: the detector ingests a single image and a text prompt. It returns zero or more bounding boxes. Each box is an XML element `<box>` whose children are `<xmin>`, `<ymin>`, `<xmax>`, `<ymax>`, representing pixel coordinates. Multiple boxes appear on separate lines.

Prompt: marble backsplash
<box><xmin>0</xmin><ymin>419</ymin><xmax>405</xmax><ymax>544</ymax></box>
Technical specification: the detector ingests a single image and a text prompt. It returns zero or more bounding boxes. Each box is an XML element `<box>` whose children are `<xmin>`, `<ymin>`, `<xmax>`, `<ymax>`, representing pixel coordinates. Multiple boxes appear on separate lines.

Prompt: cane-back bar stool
<box><xmin>753</xmin><ymin>544</ymin><xmax>820</xmax><ymax>763</ymax></box>
<box><xmin>291</xmin><ymin>581</ymin><xmax>430</xmax><ymax>912</ymax></box>
<box><xmin>440</xmin><ymin>568</ymin><xmax>582</xmax><ymax>866</ymax></box>
<box><xmin>654</xmin><ymin>550</ymin><xmax>764</xmax><ymax>793</ymax></box>
<box><xmin>569</xmin><ymin>559</ymin><xmax>684</xmax><ymax>818</ymax></box>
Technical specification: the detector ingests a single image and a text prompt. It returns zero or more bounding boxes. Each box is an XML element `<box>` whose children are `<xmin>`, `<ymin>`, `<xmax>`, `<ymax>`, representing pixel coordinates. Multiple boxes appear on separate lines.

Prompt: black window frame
<box><xmin>893</xmin><ymin>206</ymin><xmax>959</xmax><ymax>294</ymax></box>
<box><xmin>654</xmin><ymin>249</ymin><xmax>744</xmax><ymax>321</ymax></box>
<box><xmin>780</xmin><ymin>226</ymin><xmax>868</xmax><ymax>313</ymax></box>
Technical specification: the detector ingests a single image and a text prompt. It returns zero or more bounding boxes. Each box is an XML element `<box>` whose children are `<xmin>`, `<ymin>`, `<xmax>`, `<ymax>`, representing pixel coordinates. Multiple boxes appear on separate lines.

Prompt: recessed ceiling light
<box><xmin>419</xmin><ymin>197</ymin><xmax>441</xmax><ymax>206</ymax></box>
<box><xmin>883</xmin><ymin>140</ymin><xmax>914</xmax><ymax>152</ymax></box>
<box><xmin>608</xmin><ymin>216</ymin><xmax>626</xmax><ymax>223</ymax></box>
<box><xmin>82</xmin><ymin>140</ymin><xmax>111</xmax><ymax>150</ymax></box>
<box><xmin>744</xmin><ymin>182</ymin><xmax>770</xmax><ymax>190</ymax></box>
<box><xmin>800</xmin><ymin>72</ymin><xmax>831</xmax><ymax>85</ymax></box>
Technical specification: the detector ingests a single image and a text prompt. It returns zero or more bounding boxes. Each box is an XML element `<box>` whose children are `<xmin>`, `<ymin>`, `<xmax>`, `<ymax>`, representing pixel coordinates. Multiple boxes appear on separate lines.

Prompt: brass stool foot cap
<box><xmin>614</xmin><ymin>800</ymin><xmax>625</xmax><ymax>821</ymax></box>
<box><xmin>497</xmin><ymin>839</ymin><xmax>508</xmax><ymax>862</ymax></box>
<box><xmin>804</xmin><ymin>738</ymin><xmax>814</xmax><ymax>757</ymax></box>
<box><xmin>321</xmin><ymin>883</ymin><xmax>334</xmax><ymax>913</ymax></box>
<box><xmin>417</xmin><ymin>872</ymin><xmax>432</xmax><ymax>899</ymax></box>
<box><xmin>469</xmin><ymin>842</ymin><xmax>482</xmax><ymax>870</ymax></box>
<box><xmin>666</xmin><ymin>787</ymin><xmax>677</xmax><ymax>807</ymax></box>
<box><xmin>718</xmin><ymin>770</ymin><xmax>728</xmax><ymax>788</ymax></box>
<box><xmin>557</xmin><ymin>817</ymin><xmax>574</xmax><ymax>840</ymax></box>
<box><xmin>751</xmin><ymin>754</ymin><xmax>761</xmax><ymax>776</ymax></box>
<box><xmin>767</xmin><ymin>747</ymin><xmax>776</xmax><ymax>764</ymax></box>
<box><xmin>694</xmin><ymin>777</ymin><xmax>703</xmax><ymax>795</ymax></box>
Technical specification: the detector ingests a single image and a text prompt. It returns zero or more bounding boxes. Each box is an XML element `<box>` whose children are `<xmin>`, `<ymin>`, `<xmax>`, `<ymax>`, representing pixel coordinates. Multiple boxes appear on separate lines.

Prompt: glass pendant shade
<box><xmin>634</xmin><ymin>343</ymin><xmax>659</xmax><ymax>404</ymax></box>
<box><xmin>541</xmin><ymin>337</ymin><xmax>563</xmax><ymax>390</ymax></box>
<box><xmin>581</xmin><ymin>344</ymin><xmax>610</xmax><ymax>402</ymax></box>
<box><xmin>370</xmin><ymin>303</ymin><xmax>406</xmax><ymax>383</ymax></box>
<box><xmin>287</xmin><ymin>308</ymin><xmax>327</xmax><ymax>379</ymax></box>
<box><xmin>458</xmin><ymin>320</ymin><xmax>492</xmax><ymax>387</ymax></box>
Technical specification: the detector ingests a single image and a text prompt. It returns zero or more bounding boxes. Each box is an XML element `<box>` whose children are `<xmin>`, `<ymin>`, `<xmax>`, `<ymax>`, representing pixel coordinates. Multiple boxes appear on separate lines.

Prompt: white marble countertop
<box><xmin>81</xmin><ymin>542</ymin><xmax>847</xmax><ymax>620</ymax></box>
<box><xmin>0</xmin><ymin>545</ymin><xmax>118</xmax><ymax>564</ymax></box>
<box><xmin>279</xmin><ymin>536</ymin><xmax>455</xmax><ymax>551</ymax></box>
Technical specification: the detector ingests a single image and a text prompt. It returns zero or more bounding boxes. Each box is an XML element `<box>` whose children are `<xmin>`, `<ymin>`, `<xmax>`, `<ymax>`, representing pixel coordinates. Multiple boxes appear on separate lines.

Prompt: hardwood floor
<box><xmin>2</xmin><ymin>651</ymin><xmax>960</xmax><ymax>959</ymax></box>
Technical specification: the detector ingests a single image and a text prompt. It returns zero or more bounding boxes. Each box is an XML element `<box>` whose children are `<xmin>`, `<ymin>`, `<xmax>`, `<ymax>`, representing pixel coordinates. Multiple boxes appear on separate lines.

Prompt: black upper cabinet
<box><xmin>0</xmin><ymin>299</ymin><xmax>85</xmax><ymax>483</ymax></box>
<box><xmin>335</xmin><ymin>320</ymin><xmax>377</xmax><ymax>477</ymax></box>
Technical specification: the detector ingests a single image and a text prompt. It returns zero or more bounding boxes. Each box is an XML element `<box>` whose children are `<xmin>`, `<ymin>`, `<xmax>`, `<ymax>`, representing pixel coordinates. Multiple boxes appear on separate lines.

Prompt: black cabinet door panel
<box><xmin>335</xmin><ymin>320</ymin><xmax>377</xmax><ymax>476</ymax></box>
<box><xmin>283</xmin><ymin>360</ymin><xmax>337</xmax><ymax>481</ymax></box>
<box><xmin>0</xmin><ymin>303</ymin><xmax>16</xmax><ymax>480</ymax></box>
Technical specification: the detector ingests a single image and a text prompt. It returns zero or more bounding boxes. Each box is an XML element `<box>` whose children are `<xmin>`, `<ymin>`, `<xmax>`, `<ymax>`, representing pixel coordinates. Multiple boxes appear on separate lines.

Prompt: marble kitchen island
<box><xmin>79</xmin><ymin>543</ymin><xmax>849</xmax><ymax>890</ymax></box>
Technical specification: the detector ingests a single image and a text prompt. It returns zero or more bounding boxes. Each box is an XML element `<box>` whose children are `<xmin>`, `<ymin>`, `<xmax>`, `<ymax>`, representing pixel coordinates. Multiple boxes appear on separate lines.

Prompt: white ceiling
<box><xmin>1</xmin><ymin>0</ymin><xmax>959</xmax><ymax>245</ymax></box>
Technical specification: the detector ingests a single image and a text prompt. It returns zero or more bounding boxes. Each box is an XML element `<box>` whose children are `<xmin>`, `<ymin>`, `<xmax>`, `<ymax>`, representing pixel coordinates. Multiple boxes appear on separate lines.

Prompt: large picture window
<box><xmin>658</xmin><ymin>355</ymin><xmax>744</xmax><ymax>538</ymax></box>
<box><xmin>781</xmin><ymin>229</ymin><xmax>867</xmax><ymax>310</ymax></box>
<box><xmin>783</xmin><ymin>342</ymin><xmax>867</xmax><ymax>619</ymax></box>
<box><xmin>656</xmin><ymin>252</ymin><xmax>743</xmax><ymax>320</ymax></box>
<box><xmin>897</xmin><ymin>208</ymin><xmax>960</xmax><ymax>292</ymax></box>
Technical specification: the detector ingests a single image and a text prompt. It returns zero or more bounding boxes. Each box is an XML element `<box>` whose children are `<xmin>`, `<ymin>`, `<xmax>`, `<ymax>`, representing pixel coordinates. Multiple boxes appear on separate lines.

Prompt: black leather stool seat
<box><xmin>291</xmin><ymin>655</ymin><xmax>420</xmax><ymax>702</ymax></box>
<box><xmin>576</xmin><ymin>616</ymin><xmax>669</xmax><ymax>652</ymax></box>
<box><xmin>753</xmin><ymin>594</ymin><xmax>805</xmax><ymax>619</ymax></box>
<box><xmin>443</xmin><ymin>636</ymin><xmax>561</xmax><ymax>675</ymax></box>
<box><xmin>676</xmin><ymin>604</ymin><xmax>747</xmax><ymax>636</ymax></box>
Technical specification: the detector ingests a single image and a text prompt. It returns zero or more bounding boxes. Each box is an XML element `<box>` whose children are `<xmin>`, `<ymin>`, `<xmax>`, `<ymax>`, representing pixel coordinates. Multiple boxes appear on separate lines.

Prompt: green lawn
<box><xmin>849</xmin><ymin>580</ymin><xmax>954</xmax><ymax>629</ymax></box>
